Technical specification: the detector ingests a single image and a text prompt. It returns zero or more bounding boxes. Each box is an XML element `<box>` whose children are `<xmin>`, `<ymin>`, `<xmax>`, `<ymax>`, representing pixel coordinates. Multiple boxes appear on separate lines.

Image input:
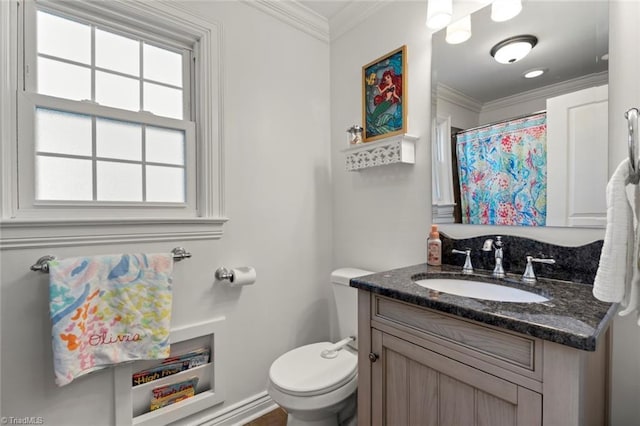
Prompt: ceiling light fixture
<box><xmin>523</xmin><ymin>69</ymin><xmax>546</xmax><ymax>79</ymax></box>
<box><xmin>446</xmin><ymin>15</ymin><xmax>471</xmax><ymax>45</ymax></box>
<box><xmin>491</xmin><ymin>0</ymin><xmax>523</xmax><ymax>22</ymax></box>
<box><xmin>490</xmin><ymin>35</ymin><xmax>538</xmax><ymax>64</ymax></box>
<box><xmin>426</xmin><ymin>0</ymin><xmax>453</xmax><ymax>30</ymax></box>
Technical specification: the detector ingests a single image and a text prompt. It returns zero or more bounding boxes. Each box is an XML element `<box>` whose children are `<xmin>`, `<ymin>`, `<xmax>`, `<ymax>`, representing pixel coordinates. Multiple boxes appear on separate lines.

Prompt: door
<box><xmin>546</xmin><ymin>85</ymin><xmax>609</xmax><ymax>227</ymax></box>
<box><xmin>370</xmin><ymin>329</ymin><xmax>541</xmax><ymax>426</ymax></box>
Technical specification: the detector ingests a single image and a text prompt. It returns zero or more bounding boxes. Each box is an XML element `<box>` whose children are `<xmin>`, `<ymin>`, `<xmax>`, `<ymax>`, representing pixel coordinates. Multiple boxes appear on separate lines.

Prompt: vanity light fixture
<box><xmin>446</xmin><ymin>15</ymin><xmax>471</xmax><ymax>44</ymax></box>
<box><xmin>491</xmin><ymin>0</ymin><xmax>523</xmax><ymax>22</ymax></box>
<box><xmin>523</xmin><ymin>68</ymin><xmax>545</xmax><ymax>79</ymax></box>
<box><xmin>426</xmin><ymin>0</ymin><xmax>453</xmax><ymax>30</ymax></box>
<box><xmin>490</xmin><ymin>35</ymin><xmax>538</xmax><ymax>64</ymax></box>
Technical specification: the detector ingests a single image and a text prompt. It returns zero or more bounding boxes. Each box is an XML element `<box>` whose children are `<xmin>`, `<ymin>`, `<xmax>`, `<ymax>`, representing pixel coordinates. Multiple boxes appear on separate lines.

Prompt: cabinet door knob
<box><xmin>368</xmin><ymin>352</ymin><xmax>379</xmax><ymax>362</ymax></box>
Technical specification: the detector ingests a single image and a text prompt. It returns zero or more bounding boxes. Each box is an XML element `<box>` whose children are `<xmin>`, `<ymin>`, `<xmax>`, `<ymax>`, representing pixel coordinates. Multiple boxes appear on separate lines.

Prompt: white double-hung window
<box><xmin>2</xmin><ymin>0</ymin><xmax>224</xmax><ymax>243</ymax></box>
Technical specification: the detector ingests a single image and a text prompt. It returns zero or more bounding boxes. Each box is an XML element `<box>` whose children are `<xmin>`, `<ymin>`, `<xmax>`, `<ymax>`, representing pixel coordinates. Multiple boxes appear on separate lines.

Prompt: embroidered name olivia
<box><xmin>89</xmin><ymin>331</ymin><xmax>142</xmax><ymax>346</ymax></box>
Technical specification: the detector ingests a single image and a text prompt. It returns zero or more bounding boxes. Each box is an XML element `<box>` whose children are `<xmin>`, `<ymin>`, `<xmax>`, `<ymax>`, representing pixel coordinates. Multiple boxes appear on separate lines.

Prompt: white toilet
<box><xmin>267</xmin><ymin>268</ymin><xmax>373</xmax><ymax>426</ymax></box>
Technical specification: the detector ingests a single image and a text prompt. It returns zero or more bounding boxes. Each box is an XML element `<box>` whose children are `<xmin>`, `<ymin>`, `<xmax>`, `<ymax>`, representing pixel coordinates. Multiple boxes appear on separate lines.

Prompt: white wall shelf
<box><xmin>342</xmin><ymin>134</ymin><xmax>418</xmax><ymax>171</ymax></box>
<box><xmin>114</xmin><ymin>317</ymin><xmax>227</xmax><ymax>426</ymax></box>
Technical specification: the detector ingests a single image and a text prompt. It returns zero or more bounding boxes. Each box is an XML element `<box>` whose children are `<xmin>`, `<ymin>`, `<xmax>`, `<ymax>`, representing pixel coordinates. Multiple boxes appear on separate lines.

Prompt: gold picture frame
<box><xmin>362</xmin><ymin>45</ymin><xmax>407</xmax><ymax>142</ymax></box>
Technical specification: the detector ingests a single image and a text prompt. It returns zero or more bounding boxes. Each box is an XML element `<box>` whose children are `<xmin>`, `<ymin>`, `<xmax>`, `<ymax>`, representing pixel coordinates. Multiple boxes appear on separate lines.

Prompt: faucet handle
<box><xmin>481</xmin><ymin>239</ymin><xmax>493</xmax><ymax>251</ymax></box>
<box><xmin>482</xmin><ymin>236</ymin><xmax>503</xmax><ymax>251</ymax></box>
<box><xmin>452</xmin><ymin>248</ymin><xmax>473</xmax><ymax>275</ymax></box>
<box><xmin>522</xmin><ymin>255</ymin><xmax>556</xmax><ymax>283</ymax></box>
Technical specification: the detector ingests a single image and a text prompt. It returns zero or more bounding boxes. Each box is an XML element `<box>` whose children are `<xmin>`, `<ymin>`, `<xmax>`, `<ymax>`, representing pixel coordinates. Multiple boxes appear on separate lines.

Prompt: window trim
<box><xmin>0</xmin><ymin>0</ymin><xmax>226</xmax><ymax>248</ymax></box>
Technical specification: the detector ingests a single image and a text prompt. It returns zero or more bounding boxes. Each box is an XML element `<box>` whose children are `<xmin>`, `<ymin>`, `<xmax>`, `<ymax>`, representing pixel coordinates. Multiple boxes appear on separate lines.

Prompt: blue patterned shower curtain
<box><xmin>456</xmin><ymin>112</ymin><xmax>547</xmax><ymax>226</ymax></box>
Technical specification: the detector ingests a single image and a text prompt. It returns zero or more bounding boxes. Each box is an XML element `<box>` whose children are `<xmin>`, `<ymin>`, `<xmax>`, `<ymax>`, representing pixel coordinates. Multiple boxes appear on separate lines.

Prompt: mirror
<box><xmin>431</xmin><ymin>1</ymin><xmax>609</xmax><ymax>228</ymax></box>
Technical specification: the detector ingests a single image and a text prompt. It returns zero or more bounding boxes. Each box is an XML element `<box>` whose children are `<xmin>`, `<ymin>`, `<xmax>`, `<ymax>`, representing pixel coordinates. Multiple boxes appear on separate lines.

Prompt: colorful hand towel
<box><xmin>48</xmin><ymin>253</ymin><xmax>173</xmax><ymax>386</ymax></box>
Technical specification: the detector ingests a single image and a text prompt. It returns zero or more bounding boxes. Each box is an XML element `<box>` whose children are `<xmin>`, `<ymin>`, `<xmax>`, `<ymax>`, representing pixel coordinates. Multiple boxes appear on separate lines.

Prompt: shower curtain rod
<box><xmin>456</xmin><ymin>110</ymin><xmax>546</xmax><ymax>135</ymax></box>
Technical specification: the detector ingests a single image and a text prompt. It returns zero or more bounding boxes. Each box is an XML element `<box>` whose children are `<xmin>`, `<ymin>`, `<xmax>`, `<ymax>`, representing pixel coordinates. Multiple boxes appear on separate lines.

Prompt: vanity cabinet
<box><xmin>357</xmin><ymin>291</ymin><xmax>609</xmax><ymax>426</ymax></box>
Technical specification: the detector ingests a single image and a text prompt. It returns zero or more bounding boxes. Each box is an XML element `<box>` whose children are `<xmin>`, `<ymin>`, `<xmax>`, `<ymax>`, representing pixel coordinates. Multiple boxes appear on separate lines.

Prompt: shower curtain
<box><xmin>456</xmin><ymin>112</ymin><xmax>547</xmax><ymax>226</ymax></box>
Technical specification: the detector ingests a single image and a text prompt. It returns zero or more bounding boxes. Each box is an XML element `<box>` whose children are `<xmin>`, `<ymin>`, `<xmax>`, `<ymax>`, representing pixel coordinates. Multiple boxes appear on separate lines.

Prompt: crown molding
<box><xmin>240</xmin><ymin>1</ymin><xmax>394</xmax><ymax>44</ymax></box>
<box><xmin>481</xmin><ymin>71</ymin><xmax>609</xmax><ymax>114</ymax></box>
<box><xmin>436</xmin><ymin>83</ymin><xmax>483</xmax><ymax>113</ymax></box>
<box><xmin>241</xmin><ymin>0</ymin><xmax>330</xmax><ymax>43</ymax></box>
<box><xmin>437</xmin><ymin>72</ymin><xmax>609</xmax><ymax>116</ymax></box>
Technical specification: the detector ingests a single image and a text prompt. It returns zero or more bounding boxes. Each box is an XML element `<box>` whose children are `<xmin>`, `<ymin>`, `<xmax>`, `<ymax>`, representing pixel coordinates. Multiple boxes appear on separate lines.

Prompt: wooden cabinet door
<box><xmin>370</xmin><ymin>329</ymin><xmax>541</xmax><ymax>426</ymax></box>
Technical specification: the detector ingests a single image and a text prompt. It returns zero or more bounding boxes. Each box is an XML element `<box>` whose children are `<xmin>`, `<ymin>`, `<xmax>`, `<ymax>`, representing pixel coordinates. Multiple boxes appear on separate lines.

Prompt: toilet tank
<box><xmin>331</xmin><ymin>268</ymin><xmax>373</xmax><ymax>347</ymax></box>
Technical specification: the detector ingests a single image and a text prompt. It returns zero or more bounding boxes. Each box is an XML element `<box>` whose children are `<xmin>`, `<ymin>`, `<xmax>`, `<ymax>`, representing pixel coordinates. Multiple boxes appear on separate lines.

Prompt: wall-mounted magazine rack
<box><xmin>114</xmin><ymin>317</ymin><xmax>226</xmax><ymax>426</ymax></box>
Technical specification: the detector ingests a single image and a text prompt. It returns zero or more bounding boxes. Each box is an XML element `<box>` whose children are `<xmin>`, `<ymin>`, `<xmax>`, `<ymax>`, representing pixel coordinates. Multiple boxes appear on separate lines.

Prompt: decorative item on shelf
<box><xmin>347</xmin><ymin>125</ymin><xmax>364</xmax><ymax>145</ymax></box>
<box><xmin>362</xmin><ymin>45</ymin><xmax>407</xmax><ymax>142</ymax></box>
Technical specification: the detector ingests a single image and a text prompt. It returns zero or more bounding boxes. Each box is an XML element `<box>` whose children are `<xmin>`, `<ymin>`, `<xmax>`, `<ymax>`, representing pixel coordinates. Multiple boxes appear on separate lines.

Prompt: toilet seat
<box><xmin>269</xmin><ymin>342</ymin><xmax>357</xmax><ymax>397</ymax></box>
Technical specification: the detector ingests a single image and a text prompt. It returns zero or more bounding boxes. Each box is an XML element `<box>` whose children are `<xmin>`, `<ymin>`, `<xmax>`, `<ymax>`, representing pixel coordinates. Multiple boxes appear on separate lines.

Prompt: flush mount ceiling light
<box><xmin>491</xmin><ymin>0</ymin><xmax>523</xmax><ymax>22</ymax></box>
<box><xmin>490</xmin><ymin>35</ymin><xmax>538</xmax><ymax>64</ymax></box>
<box><xmin>523</xmin><ymin>68</ymin><xmax>546</xmax><ymax>79</ymax></box>
<box><xmin>426</xmin><ymin>0</ymin><xmax>452</xmax><ymax>30</ymax></box>
<box><xmin>446</xmin><ymin>15</ymin><xmax>471</xmax><ymax>44</ymax></box>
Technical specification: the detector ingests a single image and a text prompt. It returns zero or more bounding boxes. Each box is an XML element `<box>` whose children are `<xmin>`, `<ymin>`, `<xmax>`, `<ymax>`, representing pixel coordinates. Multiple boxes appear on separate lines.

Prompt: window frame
<box><xmin>0</xmin><ymin>0</ymin><xmax>225</xmax><ymax>247</ymax></box>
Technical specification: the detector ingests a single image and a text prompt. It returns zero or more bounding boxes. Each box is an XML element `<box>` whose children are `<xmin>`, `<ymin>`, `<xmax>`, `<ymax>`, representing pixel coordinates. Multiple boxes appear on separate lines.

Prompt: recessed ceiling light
<box><xmin>490</xmin><ymin>35</ymin><xmax>538</xmax><ymax>64</ymax></box>
<box><xmin>523</xmin><ymin>69</ymin><xmax>545</xmax><ymax>79</ymax></box>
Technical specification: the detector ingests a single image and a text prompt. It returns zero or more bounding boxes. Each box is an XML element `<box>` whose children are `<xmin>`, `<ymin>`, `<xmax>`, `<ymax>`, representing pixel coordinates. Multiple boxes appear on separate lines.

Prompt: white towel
<box><xmin>618</xmin><ymin>179</ymin><xmax>640</xmax><ymax>322</ymax></box>
<box><xmin>593</xmin><ymin>158</ymin><xmax>635</xmax><ymax>303</ymax></box>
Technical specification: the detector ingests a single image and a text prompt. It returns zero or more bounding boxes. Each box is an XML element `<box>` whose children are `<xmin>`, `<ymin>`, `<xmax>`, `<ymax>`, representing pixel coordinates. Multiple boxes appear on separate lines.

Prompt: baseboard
<box><xmin>197</xmin><ymin>391</ymin><xmax>278</xmax><ymax>426</ymax></box>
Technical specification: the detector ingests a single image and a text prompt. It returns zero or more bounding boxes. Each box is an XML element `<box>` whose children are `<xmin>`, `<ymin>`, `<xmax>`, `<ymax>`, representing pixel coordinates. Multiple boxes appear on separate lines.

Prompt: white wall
<box><xmin>0</xmin><ymin>1</ymin><xmax>332</xmax><ymax>425</ymax></box>
<box><xmin>330</xmin><ymin>1</ymin><xmax>639</xmax><ymax>424</ymax></box>
<box><xmin>608</xmin><ymin>1</ymin><xmax>640</xmax><ymax>423</ymax></box>
<box><xmin>437</xmin><ymin>96</ymin><xmax>480</xmax><ymax>130</ymax></box>
<box><xmin>331</xmin><ymin>1</ymin><xmax>432</xmax><ymax>272</ymax></box>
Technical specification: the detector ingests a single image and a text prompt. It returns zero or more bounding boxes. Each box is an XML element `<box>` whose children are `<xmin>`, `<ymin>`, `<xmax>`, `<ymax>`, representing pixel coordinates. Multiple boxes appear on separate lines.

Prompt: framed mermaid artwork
<box><xmin>362</xmin><ymin>45</ymin><xmax>407</xmax><ymax>142</ymax></box>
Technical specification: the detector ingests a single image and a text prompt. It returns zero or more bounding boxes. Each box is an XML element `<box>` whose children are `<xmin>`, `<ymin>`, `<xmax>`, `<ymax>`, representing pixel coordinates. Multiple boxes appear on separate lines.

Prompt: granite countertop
<box><xmin>350</xmin><ymin>263</ymin><xmax>617</xmax><ymax>351</ymax></box>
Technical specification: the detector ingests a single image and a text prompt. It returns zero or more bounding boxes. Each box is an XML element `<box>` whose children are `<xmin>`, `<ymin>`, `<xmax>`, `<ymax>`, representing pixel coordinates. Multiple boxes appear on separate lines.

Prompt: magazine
<box><xmin>161</xmin><ymin>347</ymin><xmax>211</xmax><ymax>369</ymax></box>
<box><xmin>150</xmin><ymin>377</ymin><xmax>199</xmax><ymax>411</ymax></box>
<box><xmin>132</xmin><ymin>360</ymin><xmax>191</xmax><ymax>386</ymax></box>
<box><xmin>132</xmin><ymin>347</ymin><xmax>211</xmax><ymax>386</ymax></box>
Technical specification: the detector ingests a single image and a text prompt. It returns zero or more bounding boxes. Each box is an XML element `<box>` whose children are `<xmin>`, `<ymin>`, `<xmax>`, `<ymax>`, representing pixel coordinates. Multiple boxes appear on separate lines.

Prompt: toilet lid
<box><xmin>269</xmin><ymin>342</ymin><xmax>357</xmax><ymax>396</ymax></box>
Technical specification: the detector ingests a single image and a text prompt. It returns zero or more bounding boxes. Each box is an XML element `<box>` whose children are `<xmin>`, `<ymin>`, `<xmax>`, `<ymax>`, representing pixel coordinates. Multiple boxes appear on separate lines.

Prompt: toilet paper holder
<box><xmin>215</xmin><ymin>266</ymin><xmax>256</xmax><ymax>286</ymax></box>
<box><xmin>215</xmin><ymin>267</ymin><xmax>234</xmax><ymax>281</ymax></box>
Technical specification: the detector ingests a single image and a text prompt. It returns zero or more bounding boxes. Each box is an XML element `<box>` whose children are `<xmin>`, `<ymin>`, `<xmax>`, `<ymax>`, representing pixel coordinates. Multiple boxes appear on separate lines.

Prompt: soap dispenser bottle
<box><xmin>427</xmin><ymin>225</ymin><xmax>442</xmax><ymax>266</ymax></box>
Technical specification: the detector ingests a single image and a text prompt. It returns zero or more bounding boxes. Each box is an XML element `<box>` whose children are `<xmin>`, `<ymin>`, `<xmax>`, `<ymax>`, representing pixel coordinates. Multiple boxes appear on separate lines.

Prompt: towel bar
<box><xmin>626</xmin><ymin>107</ymin><xmax>639</xmax><ymax>181</ymax></box>
<box><xmin>29</xmin><ymin>247</ymin><xmax>192</xmax><ymax>273</ymax></box>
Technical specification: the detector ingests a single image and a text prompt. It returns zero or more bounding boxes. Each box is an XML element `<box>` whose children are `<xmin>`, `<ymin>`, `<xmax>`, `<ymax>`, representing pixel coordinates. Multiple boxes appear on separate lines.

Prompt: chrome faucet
<box><xmin>522</xmin><ymin>256</ymin><xmax>556</xmax><ymax>283</ymax></box>
<box><xmin>451</xmin><ymin>248</ymin><xmax>474</xmax><ymax>274</ymax></box>
<box><xmin>482</xmin><ymin>236</ymin><xmax>505</xmax><ymax>278</ymax></box>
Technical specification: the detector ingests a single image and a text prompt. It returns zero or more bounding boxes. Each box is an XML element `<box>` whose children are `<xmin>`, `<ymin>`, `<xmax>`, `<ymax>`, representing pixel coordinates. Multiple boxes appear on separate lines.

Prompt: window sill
<box><xmin>0</xmin><ymin>217</ymin><xmax>228</xmax><ymax>249</ymax></box>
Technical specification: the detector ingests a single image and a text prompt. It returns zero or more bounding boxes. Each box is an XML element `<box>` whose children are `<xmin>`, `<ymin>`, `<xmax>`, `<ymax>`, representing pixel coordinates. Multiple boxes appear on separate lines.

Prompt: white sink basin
<box><xmin>414</xmin><ymin>278</ymin><xmax>549</xmax><ymax>303</ymax></box>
